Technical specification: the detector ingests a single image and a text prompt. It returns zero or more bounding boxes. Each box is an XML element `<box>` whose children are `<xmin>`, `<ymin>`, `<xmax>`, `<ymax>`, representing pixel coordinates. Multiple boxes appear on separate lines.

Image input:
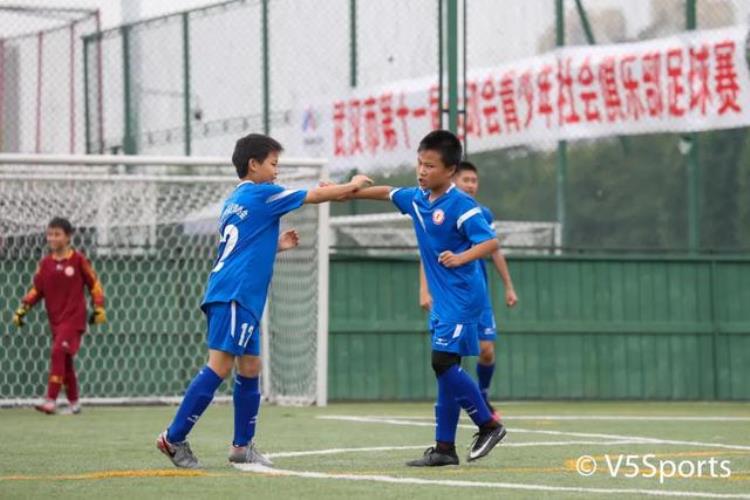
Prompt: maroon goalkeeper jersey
<box><xmin>22</xmin><ymin>249</ymin><xmax>105</xmax><ymax>332</ymax></box>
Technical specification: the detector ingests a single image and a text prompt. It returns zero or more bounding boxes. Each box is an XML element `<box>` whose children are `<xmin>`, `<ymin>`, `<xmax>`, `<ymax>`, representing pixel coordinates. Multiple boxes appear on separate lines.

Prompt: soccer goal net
<box><xmin>330</xmin><ymin>212</ymin><xmax>561</xmax><ymax>256</ymax></box>
<box><xmin>0</xmin><ymin>153</ymin><xmax>329</xmax><ymax>407</ymax></box>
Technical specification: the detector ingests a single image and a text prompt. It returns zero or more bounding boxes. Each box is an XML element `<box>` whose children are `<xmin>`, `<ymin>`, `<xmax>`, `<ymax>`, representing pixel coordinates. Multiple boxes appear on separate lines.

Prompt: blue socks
<box><xmin>476</xmin><ymin>362</ymin><xmax>495</xmax><ymax>406</ymax></box>
<box><xmin>167</xmin><ymin>365</ymin><xmax>223</xmax><ymax>443</ymax></box>
<box><xmin>439</xmin><ymin>364</ymin><xmax>493</xmax><ymax>427</ymax></box>
<box><xmin>434</xmin><ymin>370</ymin><xmax>461</xmax><ymax>444</ymax></box>
<box><xmin>232</xmin><ymin>374</ymin><xmax>261</xmax><ymax>447</ymax></box>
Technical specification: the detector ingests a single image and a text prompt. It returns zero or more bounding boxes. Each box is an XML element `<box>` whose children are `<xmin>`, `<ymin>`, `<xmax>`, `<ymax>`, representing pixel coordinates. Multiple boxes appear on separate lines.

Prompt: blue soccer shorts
<box><xmin>477</xmin><ymin>308</ymin><xmax>497</xmax><ymax>342</ymax></box>
<box><xmin>205</xmin><ymin>301</ymin><xmax>261</xmax><ymax>356</ymax></box>
<box><xmin>429</xmin><ymin>314</ymin><xmax>480</xmax><ymax>356</ymax></box>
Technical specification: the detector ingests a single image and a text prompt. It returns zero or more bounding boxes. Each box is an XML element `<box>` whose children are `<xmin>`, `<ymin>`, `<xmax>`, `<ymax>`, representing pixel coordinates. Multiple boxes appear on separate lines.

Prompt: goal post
<box><xmin>0</xmin><ymin>153</ymin><xmax>329</xmax><ymax>407</ymax></box>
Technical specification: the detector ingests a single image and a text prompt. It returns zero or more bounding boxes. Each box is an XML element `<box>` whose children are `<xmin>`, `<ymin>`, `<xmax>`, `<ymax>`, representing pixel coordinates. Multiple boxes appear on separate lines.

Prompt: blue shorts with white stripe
<box><xmin>205</xmin><ymin>300</ymin><xmax>261</xmax><ymax>356</ymax></box>
<box><xmin>429</xmin><ymin>314</ymin><xmax>479</xmax><ymax>357</ymax></box>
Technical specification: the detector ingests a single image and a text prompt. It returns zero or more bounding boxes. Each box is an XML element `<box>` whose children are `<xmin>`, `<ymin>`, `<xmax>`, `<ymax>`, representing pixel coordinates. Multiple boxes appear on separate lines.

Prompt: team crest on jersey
<box><xmin>432</xmin><ymin>209</ymin><xmax>445</xmax><ymax>225</ymax></box>
<box><xmin>64</xmin><ymin>266</ymin><xmax>75</xmax><ymax>277</ymax></box>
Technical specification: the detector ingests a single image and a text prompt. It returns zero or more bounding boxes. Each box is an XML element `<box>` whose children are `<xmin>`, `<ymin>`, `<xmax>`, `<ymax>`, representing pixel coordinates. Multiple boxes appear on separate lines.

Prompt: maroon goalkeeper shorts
<box><xmin>51</xmin><ymin>325</ymin><xmax>85</xmax><ymax>355</ymax></box>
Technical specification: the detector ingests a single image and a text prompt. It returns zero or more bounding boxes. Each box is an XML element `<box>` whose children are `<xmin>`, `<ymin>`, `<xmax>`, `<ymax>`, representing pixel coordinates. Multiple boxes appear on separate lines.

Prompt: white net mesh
<box><xmin>0</xmin><ymin>155</ymin><xmax>327</xmax><ymax>406</ymax></box>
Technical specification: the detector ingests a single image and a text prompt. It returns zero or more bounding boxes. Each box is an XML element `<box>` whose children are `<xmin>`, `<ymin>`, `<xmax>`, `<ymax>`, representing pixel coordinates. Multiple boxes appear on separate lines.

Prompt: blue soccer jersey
<box><xmin>201</xmin><ymin>181</ymin><xmax>307</xmax><ymax>321</ymax></box>
<box><xmin>391</xmin><ymin>184</ymin><xmax>496</xmax><ymax>324</ymax></box>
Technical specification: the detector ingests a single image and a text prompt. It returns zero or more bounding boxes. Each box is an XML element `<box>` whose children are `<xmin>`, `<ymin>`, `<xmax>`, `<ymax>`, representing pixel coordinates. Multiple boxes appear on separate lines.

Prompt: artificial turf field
<box><xmin>1</xmin><ymin>401</ymin><xmax>749</xmax><ymax>499</ymax></box>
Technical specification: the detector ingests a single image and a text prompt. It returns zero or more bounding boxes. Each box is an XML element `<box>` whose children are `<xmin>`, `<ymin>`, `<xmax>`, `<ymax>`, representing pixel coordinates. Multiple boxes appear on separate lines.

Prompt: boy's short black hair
<box><xmin>418</xmin><ymin>130</ymin><xmax>462</xmax><ymax>169</ymax></box>
<box><xmin>456</xmin><ymin>160</ymin><xmax>478</xmax><ymax>174</ymax></box>
<box><xmin>48</xmin><ymin>217</ymin><xmax>73</xmax><ymax>235</ymax></box>
<box><xmin>232</xmin><ymin>133</ymin><xmax>283</xmax><ymax>178</ymax></box>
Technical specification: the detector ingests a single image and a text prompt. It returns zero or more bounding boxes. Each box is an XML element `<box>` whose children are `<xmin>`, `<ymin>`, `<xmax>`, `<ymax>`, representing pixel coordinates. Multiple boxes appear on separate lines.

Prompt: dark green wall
<box><xmin>328</xmin><ymin>254</ymin><xmax>750</xmax><ymax>401</ymax></box>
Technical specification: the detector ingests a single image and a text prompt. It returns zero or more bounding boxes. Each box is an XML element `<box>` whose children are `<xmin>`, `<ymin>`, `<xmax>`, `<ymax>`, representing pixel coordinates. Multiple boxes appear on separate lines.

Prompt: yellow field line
<box><xmin>0</xmin><ymin>469</ymin><xmax>235</xmax><ymax>482</ymax></box>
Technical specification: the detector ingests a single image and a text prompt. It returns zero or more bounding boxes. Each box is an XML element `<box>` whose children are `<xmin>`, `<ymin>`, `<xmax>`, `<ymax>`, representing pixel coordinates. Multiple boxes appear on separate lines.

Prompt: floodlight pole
<box><xmin>686</xmin><ymin>0</ymin><xmax>700</xmax><ymax>252</ymax></box>
<box><xmin>556</xmin><ymin>0</ymin><xmax>567</xmax><ymax>250</ymax></box>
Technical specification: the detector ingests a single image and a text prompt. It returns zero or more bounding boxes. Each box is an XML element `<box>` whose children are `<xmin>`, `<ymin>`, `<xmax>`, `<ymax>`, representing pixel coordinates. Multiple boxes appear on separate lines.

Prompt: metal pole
<box><xmin>95</xmin><ymin>10</ymin><xmax>104</xmax><ymax>153</ymax></box>
<box><xmin>83</xmin><ymin>36</ymin><xmax>91</xmax><ymax>153</ymax></box>
<box><xmin>349</xmin><ymin>0</ymin><xmax>357</xmax><ymax>88</ymax></box>
<box><xmin>556</xmin><ymin>0</ymin><xmax>567</xmax><ymax>249</ymax></box>
<box><xmin>262</xmin><ymin>0</ymin><xmax>270</xmax><ymax>135</ymax></box>
<box><xmin>446</xmin><ymin>0</ymin><xmax>459</xmax><ymax>134</ymax></box>
<box><xmin>121</xmin><ymin>25</ymin><xmax>136</xmax><ymax>154</ymax></box>
<box><xmin>462</xmin><ymin>0</ymin><xmax>467</xmax><ymax>155</ymax></box>
<box><xmin>686</xmin><ymin>0</ymin><xmax>700</xmax><ymax>252</ymax></box>
<box><xmin>437</xmin><ymin>0</ymin><xmax>443</xmax><ymax>129</ymax></box>
<box><xmin>574</xmin><ymin>0</ymin><xmax>595</xmax><ymax>44</ymax></box>
<box><xmin>182</xmin><ymin>12</ymin><xmax>191</xmax><ymax>156</ymax></box>
<box><xmin>69</xmin><ymin>22</ymin><xmax>76</xmax><ymax>153</ymax></box>
<box><xmin>35</xmin><ymin>31</ymin><xmax>43</xmax><ymax>153</ymax></box>
<box><xmin>0</xmin><ymin>38</ymin><xmax>5</xmax><ymax>151</ymax></box>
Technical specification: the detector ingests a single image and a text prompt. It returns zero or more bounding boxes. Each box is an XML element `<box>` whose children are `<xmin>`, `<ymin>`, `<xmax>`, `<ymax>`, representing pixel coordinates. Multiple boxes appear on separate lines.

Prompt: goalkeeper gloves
<box><xmin>89</xmin><ymin>306</ymin><xmax>107</xmax><ymax>325</ymax></box>
<box><xmin>12</xmin><ymin>304</ymin><xmax>29</xmax><ymax>328</ymax></box>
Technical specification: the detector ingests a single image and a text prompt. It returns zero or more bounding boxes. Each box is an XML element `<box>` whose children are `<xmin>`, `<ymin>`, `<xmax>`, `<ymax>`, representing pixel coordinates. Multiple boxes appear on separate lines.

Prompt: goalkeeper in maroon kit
<box><xmin>12</xmin><ymin>217</ymin><xmax>106</xmax><ymax>415</ymax></box>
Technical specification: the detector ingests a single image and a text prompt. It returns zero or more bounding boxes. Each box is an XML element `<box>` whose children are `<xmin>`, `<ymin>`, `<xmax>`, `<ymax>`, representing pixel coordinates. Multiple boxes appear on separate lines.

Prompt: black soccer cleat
<box><xmin>467</xmin><ymin>422</ymin><xmax>507</xmax><ymax>462</ymax></box>
<box><xmin>406</xmin><ymin>446</ymin><xmax>459</xmax><ymax>467</ymax></box>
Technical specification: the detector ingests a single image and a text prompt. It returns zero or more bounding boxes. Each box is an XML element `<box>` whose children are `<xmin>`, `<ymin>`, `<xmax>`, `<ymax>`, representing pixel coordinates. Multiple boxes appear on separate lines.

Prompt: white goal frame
<box><xmin>0</xmin><ymin>153</ymin><xmax>329</xmax><ymax>407</ymax></box>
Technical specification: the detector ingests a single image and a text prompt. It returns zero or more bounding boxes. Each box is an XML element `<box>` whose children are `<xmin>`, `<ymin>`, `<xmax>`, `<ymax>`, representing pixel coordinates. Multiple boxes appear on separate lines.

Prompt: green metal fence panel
<box><xmin>328</xmin><ymin>254</ymin><xmax>750</xmax><ymax>401</ymax></box>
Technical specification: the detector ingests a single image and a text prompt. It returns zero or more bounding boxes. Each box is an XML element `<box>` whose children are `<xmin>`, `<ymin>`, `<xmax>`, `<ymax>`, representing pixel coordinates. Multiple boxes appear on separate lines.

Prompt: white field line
<box><xmin>234</xmin><ymin>463</ymin><xmax>750</xmax><ymax>499</ymax></box>
<box><xmin>267</xmin><ymin>445</ymin><xmax>429</xmax><ymax>459</ymax></box>
<box><xmin>344</xmin><ymin>415</ymin><xmax>750</xmax><ymax>423</ymax></box>
<box><xmin>266</xmin><ymin>440</ymin><xmax>641</xmax><ymax>459</ymax></box>
<box><xmin>318</xmin><ymin>416</ymin><xmax>750</xmax><ymax>452</ymax></box>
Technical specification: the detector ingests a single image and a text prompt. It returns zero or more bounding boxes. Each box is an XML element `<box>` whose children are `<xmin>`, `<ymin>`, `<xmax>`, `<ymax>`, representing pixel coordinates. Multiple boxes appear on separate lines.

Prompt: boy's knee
<box><xmin>431</xmin><ymin>351</ymin><xmax>461</xmax><ymax>377</ymax></box>
<box><xmin>478</xmin><ymin>342</ymin><xmax>495</xmax><ymax>365</ymax></box>
<box><xmin>208</xmin><ymin>350</ymin><xmax>235</xmax><ymax>379</ymax></box>
<box><xmin>236</xmin><ymin>355</ymin><xmax>262</xmax><ymax>378</ymax></box>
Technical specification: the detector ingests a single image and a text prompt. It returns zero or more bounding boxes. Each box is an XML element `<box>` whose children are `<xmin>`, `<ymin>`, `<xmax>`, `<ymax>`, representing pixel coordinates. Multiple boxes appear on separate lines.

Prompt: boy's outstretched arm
<box><xmin>349</xmin><ymin>185</ymin><xmax>394</xmax><ymax>201</ymax></box>
<box><xmin>304</xmin><ymin>175</ymin><xmax>373</xmax><ymax>204</ymax></box>
<box><xmin>438</xmin><ymin>238</ymin><xmax>499</xmax><ymax>268</ymax></box>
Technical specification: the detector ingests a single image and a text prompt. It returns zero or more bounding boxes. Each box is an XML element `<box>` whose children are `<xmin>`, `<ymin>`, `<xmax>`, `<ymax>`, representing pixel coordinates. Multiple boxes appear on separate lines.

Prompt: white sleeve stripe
<box><xmin>490</xmin><ymin>222</ymin><xmax>497</xmax><ymax>230</ymax></box>
<box><xmin>389</xmin><ymin>188</ymin><xmax>401</xmax><ymax>200</ymax></box>
<box><xmin>457</xmin><ymin>207</ymin><xmax>482</xmax><ymax>229</ymax></box>
<box><xmin>266</xmin><ymin>189</ymin><xmax>300</xmax><ymax>203</ymax></box>
<box><xmin>412</xmin><ymin>201</ymin><xmax>426</xmax><ymax>230</ymax></box>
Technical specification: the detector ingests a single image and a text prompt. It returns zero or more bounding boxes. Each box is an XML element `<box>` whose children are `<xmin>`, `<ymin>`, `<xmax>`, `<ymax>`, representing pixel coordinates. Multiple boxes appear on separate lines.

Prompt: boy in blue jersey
<box><xmin>351</xmin><ymin>130</ymin><xmax>506</xmax><ymax>466</ymax></box>
<box><xmin>156</xmin><ymin>133</ymin><xmax>372</xmax><ymax>469</ymax></box>
<box><xmin>419</xmin><ymin>160</ymin><xmax>517</xmax><ymax>420</ymax></box>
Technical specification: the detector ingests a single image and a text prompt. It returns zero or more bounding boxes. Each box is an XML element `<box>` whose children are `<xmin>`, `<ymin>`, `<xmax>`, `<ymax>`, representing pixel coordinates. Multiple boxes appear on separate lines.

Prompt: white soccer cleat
<box><xmin>228</xmin><ymin>441</ymin><xmax>273</xmax><ymax>466</ymax></box>
<box><xmin>34</xmin><ymin>400</ymin><xmax>56</xmax><ymax>415</ymax></box>
<box><xmin>156</xmin><ymin>431</ymin><xmax>201</xmax><ymax>469</ymax></box>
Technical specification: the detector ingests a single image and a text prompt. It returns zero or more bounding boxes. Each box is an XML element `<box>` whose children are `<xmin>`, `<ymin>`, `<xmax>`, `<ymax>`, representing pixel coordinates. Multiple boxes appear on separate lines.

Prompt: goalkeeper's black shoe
<box><xmin>467</xmin><ymin>422</ymin><xmax>507</xmax><ymax>462</ymax></box>
<box><xmin>406</xmin><ymin>446</ymin><xmax>459</xmax><ymax>467</ymax></box>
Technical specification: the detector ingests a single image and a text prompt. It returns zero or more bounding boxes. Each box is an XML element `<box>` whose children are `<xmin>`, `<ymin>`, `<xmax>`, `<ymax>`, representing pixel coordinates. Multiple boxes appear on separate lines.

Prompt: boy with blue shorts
<box><xmin>351</xmin><ymin>130</ymin><xmax>506</xmax><ymax>466</ymax></box>
<box><xmin>156</xmin><ymin>133</ymin><xmax>372</xmax><ymax>468</ymax></box>
<box><xmin>420</xmin><ymin>160</ymin><xmax>517</xmax><ymax>418</ymax></box>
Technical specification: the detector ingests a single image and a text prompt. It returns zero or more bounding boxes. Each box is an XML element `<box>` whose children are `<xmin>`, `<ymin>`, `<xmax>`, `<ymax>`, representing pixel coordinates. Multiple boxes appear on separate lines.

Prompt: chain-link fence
<box><xmin>0</xmin><ymin>6</ymin><xmax>99</xmax><ymax>154</ymax></box>
<box><xmin>465</xmin><ymin>0</ymin><xmax>750</xmax><ymax>253</ymax></box>
<box><xmin>82</xmin><ymin>0</ymin><xmax>439</xmax><ymax>159</ymax></box>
